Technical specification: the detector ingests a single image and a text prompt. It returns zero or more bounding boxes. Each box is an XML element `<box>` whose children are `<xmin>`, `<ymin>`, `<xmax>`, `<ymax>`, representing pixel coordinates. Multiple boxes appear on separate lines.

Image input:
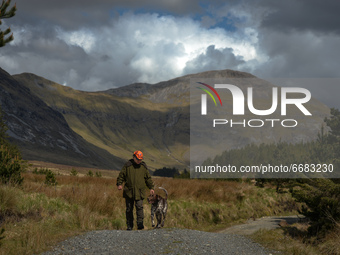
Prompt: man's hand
<box><xmin>117</xmin><ymin>185</ymin><xmax>123</xmax><ymax>190</ymax></box>
<box><xmin>150</xmin><ymin>189</ymin><xmax>154</xmax><ymax>195</ymax></box>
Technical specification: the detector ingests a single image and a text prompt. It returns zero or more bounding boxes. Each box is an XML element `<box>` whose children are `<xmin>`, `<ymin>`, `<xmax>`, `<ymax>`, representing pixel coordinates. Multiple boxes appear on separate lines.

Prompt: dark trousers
<box><xmin>125</xmin><ymin>197</ymin><xmax>144</xmax><ymax>228</ymax></box>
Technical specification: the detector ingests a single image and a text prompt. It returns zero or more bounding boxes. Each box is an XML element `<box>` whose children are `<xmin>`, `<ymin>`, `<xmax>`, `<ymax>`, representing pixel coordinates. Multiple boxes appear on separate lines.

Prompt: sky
<box><xmin>1</xmin><ymin>0</ymin><xmax>340</xmax><ymax>108</ymax></box>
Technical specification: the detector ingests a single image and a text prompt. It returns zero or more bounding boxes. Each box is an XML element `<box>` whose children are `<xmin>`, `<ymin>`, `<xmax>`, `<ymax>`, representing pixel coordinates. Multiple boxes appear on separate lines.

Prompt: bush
<box><xmin>0</xmin><ymin>145</ymin><xmax>24</xmax><ymax>185</ymax></box>
<box><xmin>95</xmin><ymin>171</ymin><xmax>102</xmax><ymax>178</ymax></box>
<box><xmin>87</xmin><ymin>170</ymin><xmax>94</xmax><ymax>177</ymax></box>
<box><xmin>45</xmin><ymin>170</ymin><xmax>58</xmax><ymax>186</ymax></box>
<box><xmin>291</xmin><ymin>178</ymin><xmax>340</xmax><ymax>237</ymax></box>
<box><xmin>70</xmin><ymin>168</ymin><xmax>78</xmax><ymax>176</ymax></box>
<box><xmin>33</xmin><ymin>168</ymin><xmax>50</xmax><ymax>175</ymax></box>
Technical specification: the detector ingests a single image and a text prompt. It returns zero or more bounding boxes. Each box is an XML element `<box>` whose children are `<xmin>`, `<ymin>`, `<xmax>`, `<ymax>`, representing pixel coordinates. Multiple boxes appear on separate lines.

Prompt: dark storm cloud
<box><xmin>13</xmin><ymin>0</ymin><xmax>114</xmax><ymax>29</ymax></box>
<box><xmin>246</xmin><ymin>0</ymin><xmax>340</xmax><ymax>80</ymax></box>
<box><xmin>254</xmin><ymin>30</ymin><xmax>340</xmax><ymax>78</ymax></box>
<box><xmin>259</xmin><ymin>0</ymin><xmax>340</xmax><ymax>34</ymax></box>
<box><xmin>12</xmin><ymin>0</ymin><xmax>204</xmax><ymax>29</ymax></box>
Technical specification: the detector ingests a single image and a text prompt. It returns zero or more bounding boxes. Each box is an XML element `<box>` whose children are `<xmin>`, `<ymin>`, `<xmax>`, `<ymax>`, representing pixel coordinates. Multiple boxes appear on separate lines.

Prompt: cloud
<box><xmin>253</xmin><ymin>29</ymin><xmax>340</xmax><ymax>78</ymax></box>
<box><xmin>12</xmin><ymin>0</ymin><xmax>204</xmax><ymax>30</ymax></box>
<box><xmin>1</xmin><ymin>0</ymin><xmax>340</xmax><ymax>112</ymax></box>
<box><xmin>183</xmin><ymin>45</ymin><xmax>245</xmax><ymax>74</ymax></box>
<box><xmin>259</xmin><ymin>0</ymin><xmax>340</xmax><ymax>34</ymax></box>
<box><xmin>1</xmin><ymin>12</ymin><xmax>260</xmax><ymax>91</ymax></box>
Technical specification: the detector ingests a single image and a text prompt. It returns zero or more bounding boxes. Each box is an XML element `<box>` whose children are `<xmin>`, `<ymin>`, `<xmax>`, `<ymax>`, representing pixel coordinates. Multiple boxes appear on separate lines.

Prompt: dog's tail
<box><xmin>159</xmin><ymin>187</ymin><xmax>168</xmax><ymax>199</ymax></box>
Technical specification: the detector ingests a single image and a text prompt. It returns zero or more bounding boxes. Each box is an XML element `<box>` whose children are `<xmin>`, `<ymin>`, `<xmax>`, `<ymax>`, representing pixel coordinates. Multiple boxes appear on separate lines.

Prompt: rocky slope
<box><xmin>0</xmin><ymin>68</ymin><xmax>124</xmax><ymax>169</ymax></box>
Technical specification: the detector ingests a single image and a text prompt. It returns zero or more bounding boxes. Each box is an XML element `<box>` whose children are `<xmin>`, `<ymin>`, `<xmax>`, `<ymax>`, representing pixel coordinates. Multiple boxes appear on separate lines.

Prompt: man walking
<box><xmin>117</xmin><ymin>150</ymin><xmax>154</xmax><ymax>230</ymax></box>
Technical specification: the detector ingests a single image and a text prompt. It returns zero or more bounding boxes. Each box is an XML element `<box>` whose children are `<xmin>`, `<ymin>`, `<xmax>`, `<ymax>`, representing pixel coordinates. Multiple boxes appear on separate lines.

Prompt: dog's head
<box><xmin>147</xmin><ymin>193</ymin><xmax>161</xmax><ymax>204</ymax></box>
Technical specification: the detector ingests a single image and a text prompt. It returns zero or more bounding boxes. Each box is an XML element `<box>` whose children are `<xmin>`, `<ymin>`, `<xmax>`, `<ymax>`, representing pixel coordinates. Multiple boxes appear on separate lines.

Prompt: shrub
<box><xmin>0</xmin><ymin>145</ymin><xmax>24</xmax><ymax>185</ymax></box>
<box><xmin>95</xmin><ymin>171</ymin><xmax>102</xmax><ymax>178</ymax></box>
<box><xmin>87</xmin><ymin>170</ymin><xmax>94</xmax><ymax>177</ymax></box>
<box><xmin>45</xmin><ymin>170</ymin><xmax>58</xmax><ymax>186</ymax></box>
<box><xmin>33</xmin><ymin>168</ymin><xmax>49</xmax><ymax>175</ymax></box>
<box><xmin>70</xmin><ymin>168</ymin><xmax>78</xmax><ymax>176</ymax></box>
<box><xmin>291</xmin><ymin>178</ymin><xmax>340</xmax><ymax>237</ymax></box>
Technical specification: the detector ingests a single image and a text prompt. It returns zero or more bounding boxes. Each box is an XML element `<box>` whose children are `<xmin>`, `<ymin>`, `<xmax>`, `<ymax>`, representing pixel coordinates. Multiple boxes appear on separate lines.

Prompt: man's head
<box><xmin>133</xmin><ymin>150</ymin><xmax>143</xmax><ymax>164</ymax></box>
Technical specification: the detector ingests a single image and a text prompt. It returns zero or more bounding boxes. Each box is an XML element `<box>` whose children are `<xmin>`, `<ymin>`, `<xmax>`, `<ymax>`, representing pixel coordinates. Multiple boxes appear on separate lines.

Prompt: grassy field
<box><xmin>0</xmin><ymin>161</ymin><xmax>338</xmax><ymax>254</ymax></box>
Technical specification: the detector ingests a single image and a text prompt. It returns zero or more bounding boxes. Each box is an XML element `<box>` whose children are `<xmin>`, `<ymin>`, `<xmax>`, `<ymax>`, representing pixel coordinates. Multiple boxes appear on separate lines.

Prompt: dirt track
<box><xmin>219</xmin><ymin>215</ymin><xmax>304</xmax><ymax>235</ymax></box>
<box><xmin>42</xmin><ymin>216</ymin><xmax>304</xmax><ymax>254</ymax></box>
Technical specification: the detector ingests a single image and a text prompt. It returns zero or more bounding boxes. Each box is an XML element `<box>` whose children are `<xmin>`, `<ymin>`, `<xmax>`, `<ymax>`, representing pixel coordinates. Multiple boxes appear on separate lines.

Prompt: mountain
<box><xmin>0</xmin><ymin>68</ymin><xmax>124</xmax><ymax>169</ymax></box>
<box><xmin>11</xmin><ymin>72</ymin><xmax>191</xmax><ymax>170</ymax></box>
<box><xmin>0</xmin><ymin>67</ymin><xmax>330</xmax><ymax>170</ymax></box>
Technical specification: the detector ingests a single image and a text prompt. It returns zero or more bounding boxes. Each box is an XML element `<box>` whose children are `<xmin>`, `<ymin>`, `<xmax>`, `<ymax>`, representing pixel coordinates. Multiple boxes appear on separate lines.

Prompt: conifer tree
<box><xmin>0</xmin><ymin>0</ymin><xmax>16</xmax><ymax>47</ymax></box>
<box><xmin>0</xmin><ymin>106</ymin><xmax>24</xmax><ymax>185</ymax></box>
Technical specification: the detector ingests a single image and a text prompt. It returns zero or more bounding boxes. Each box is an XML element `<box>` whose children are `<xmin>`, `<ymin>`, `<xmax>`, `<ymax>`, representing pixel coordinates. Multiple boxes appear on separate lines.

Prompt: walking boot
<box><xmin>127</xmin><ymin>222</ymin><xmax>133</xmax><ymax>231</ymax></box>
<box><xmin>137</xmin><ymin>222</ymin><xmax>144</xmax><ymax>230</ymax></box>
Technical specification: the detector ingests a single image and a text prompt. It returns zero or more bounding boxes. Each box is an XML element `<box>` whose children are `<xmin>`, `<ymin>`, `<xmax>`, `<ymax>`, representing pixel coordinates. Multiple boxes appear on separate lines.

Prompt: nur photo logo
<box><xmin>196</xmin><ymin>82</ymin><xmax>312</xmax><ymax>128</ymax></box>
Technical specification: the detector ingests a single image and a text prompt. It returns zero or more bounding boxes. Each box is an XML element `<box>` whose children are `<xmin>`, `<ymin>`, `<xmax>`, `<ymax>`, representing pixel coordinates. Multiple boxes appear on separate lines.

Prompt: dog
<box><xmin>147</xmin><ymin>187</ymin><xmax>168</xmax><ymax>228</ymax></box>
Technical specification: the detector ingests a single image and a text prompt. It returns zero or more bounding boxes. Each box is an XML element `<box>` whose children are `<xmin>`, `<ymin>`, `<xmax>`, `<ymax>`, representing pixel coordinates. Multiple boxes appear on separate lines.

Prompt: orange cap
<box><xmin>133</xmin><ymin>150</ymin><xmax>143</xmax><ymax>160</ymax></box>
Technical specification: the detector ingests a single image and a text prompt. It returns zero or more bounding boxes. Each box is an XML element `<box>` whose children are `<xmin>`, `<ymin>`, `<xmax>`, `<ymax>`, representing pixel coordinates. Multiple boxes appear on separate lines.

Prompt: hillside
<box><xmin>0</xmin><ymin>68</ymin><xmax>124</xmax><ymax>169</ymax></box>
<box><xmin>12</xmin><ymin>72</ymin><xmax>190</xmax><ymax>170</ymax></box>
<box><xmin>0</xmin><ymin>67</ymin><xmax>331</xmax><ymax>170</ymax></box>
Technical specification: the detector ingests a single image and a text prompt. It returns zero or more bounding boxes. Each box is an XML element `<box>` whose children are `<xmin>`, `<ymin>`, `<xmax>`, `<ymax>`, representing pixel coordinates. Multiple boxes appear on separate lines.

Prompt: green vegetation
<box><xmin>70</xmin><ymin>168</ymin><xmax>78</xmax><ymax>176</ymax></box>
<box><xmin>203</xmin><ymin>109</ymin><xmax>340</xmax><ymax>253</ymax></box>
<box><xmin>0</xmin><ymin>107</ymin><xmax>24</xmax><ymax>185</ymax></box>
<box><xmin>0</xmin><ymin>105</ymin><xmax>25</xmax><ymax>251</ymax></box>
<box><xmin>87</xmin><ymin>170</ymin><xmax>94</xmax><ymax>177</ymax></box>
<box><xmin>0</xmin><ymin>172</ymin><xmax>299</xmax><ymax>255</ymax></box>
<box><xmin>292</xmin><ymin>179</ymin><xmax>339</xmax><ymax>236</ymax></box>
<box><xmin>32</xmin><ymin>168</ymin><xmax>50</xmax><ymax>175</ymax></box>
<box><xmin>44</xmin><ymin>170</ymin><xmax>57</xmax><ymax>186</ymax></box>
<box><xmin>153</xmin><ymin>167</ymin><xmax>190</xmax><ymax>178</ymax></box>
<box><xmin>32</xmin><ymin>168</ymin><xmax>58</xmax><ymax>186</ymax></box>
<box><xmin>0</xmin><ymin>0</ymin><xmax>16</xmax><ymax>47</ymax></box>
<box><xmin>0</xmin><ymin>146</ymin><xmax>24</xmax><ymax>185</ymax></box>
<box><xmin>153</xmin><ymin>167</ymin><xmax>180</xmax><ymax>177</ymax></box>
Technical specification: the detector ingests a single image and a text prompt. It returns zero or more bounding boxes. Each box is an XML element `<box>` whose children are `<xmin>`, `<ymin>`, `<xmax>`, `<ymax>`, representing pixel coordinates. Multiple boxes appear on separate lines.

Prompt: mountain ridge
<box><xmin>0</xmin><ymin>67</ymin><xmax>330</xmax><ymax>170</ymax></box>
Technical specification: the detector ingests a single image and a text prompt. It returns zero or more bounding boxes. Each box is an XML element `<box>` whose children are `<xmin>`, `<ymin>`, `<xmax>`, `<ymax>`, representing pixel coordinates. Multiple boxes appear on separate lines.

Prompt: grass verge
<box><xmin>250</xmin><ymin>221</ymin><xmax>340</xmax><ymax>255</ymax></box>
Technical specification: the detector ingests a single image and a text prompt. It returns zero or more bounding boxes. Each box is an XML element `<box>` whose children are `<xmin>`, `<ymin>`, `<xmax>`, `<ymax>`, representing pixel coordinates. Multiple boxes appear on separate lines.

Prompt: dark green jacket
<box><xmin>116</xmin><ymin>159</ymin><xmax>154</xmax><ymax>200</ymax></box>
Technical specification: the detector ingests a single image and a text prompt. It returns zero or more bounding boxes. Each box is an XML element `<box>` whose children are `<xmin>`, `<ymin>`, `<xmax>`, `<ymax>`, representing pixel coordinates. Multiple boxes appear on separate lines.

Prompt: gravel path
<box><xmin>220</xmin><ymin>215</ymin><xmax>302</xmax><ymax>235</ymax></box>
<box><xmin>42</xmin><ymin>228</ymin><xmax>276</xmax><ymax>255</ymax></box>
